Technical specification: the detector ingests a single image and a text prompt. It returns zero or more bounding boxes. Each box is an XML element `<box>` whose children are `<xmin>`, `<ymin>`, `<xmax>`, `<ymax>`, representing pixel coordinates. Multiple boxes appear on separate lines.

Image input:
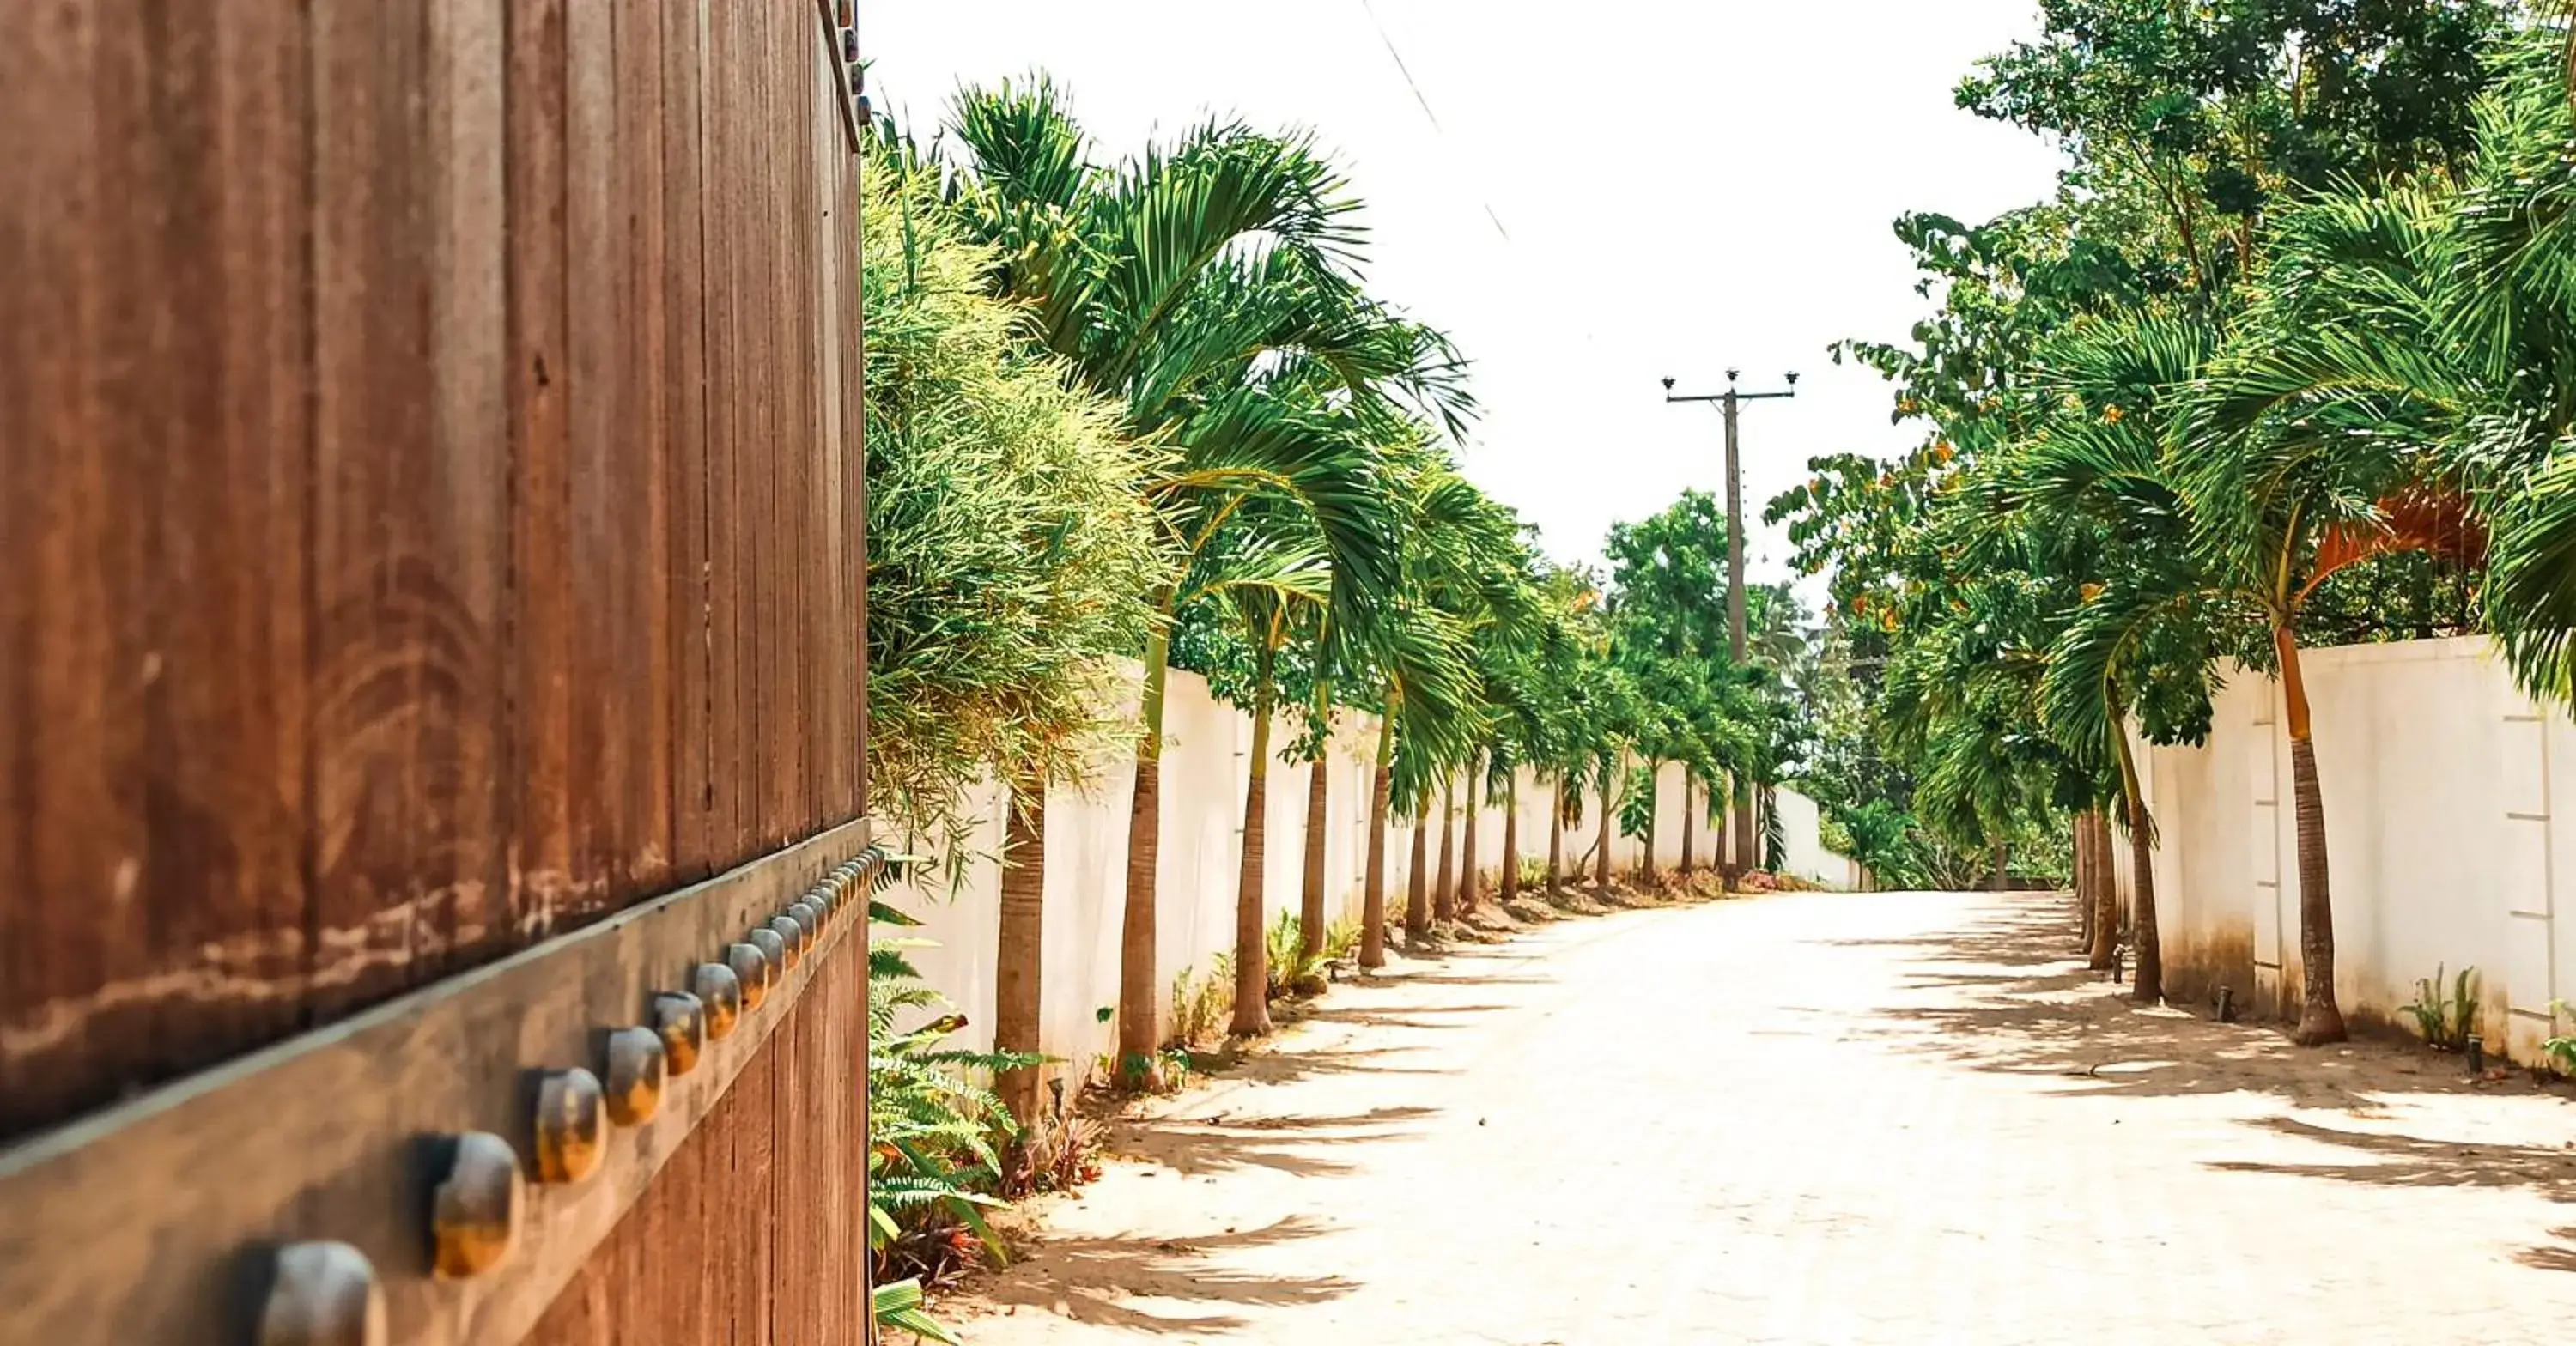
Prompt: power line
<box><xmin>1352</xmin><ymin>0</ymin><xmax>1511</xmax><ymax>244</ymax></box>
<box><xmin>1356</xmin><ymin>0</ymin><xmax>1446</xmax><ymax>132</ymax></box>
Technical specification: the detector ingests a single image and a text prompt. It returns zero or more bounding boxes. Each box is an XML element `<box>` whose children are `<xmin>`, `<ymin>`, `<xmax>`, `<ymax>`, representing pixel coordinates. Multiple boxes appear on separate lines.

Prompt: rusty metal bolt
<box><xmin>533</xmin><ymin>1068</ymin><xmax>607</xmax><ymax>1184</ymax></box>
<box><xmin>728</xmin><ymin>942</ymin><xmax>772</xmax><ymax>1011</ymax></box>
<box><xmin>768</xmin><ymin>914</ymin><xmax>806</xmax><ymax>968</ymax></box>
<box><xmin>748</xmin><ymin>925</ymin><xmax>787</xmax><ymax>976</ymax></box>
<box><xmin>431</xmin><ymin>1131</ymin><xmax>523</xmax><ymax>1279</ymax></box>
<box><xmin>259</xmin><ymin>1241</ymin><xmax>386</xmax><ymax>1346</ymax></box>
<box><xmin>654</xmin><ymin>990</ymin><xmax>707</xmax><ymax>1075</ymax></box>
<box><xmin>604</xmin><ymin>1026</ymin><xmax>668</xmax><ymax>1126</ymax></box>
<box><xmin>692</xmin><ymin>962</ymin><xmax>743</xmax><ymax>1040</ymax></box>
<box><xmin>790</xmin><ymin>898</ymin><xmax>823</xmax><ymax>941</ymax></box>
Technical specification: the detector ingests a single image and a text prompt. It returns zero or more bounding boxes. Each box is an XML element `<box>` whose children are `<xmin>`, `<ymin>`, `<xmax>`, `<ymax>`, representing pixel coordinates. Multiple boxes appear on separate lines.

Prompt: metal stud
<box><xmin>767</xmin><ymin>914</ymin><xmax>805</xmax><ymax>968</ymax></box>
<box><xmin>259</xmin><ymin>1242</ymin><xmax>386</xmax><ymax>1346</ymax></box>
<box><xmin>790</xmin><ymin>898</ymin><xmax>823</xmax><ymax>941</ymax></box>
<box><xmin>748</xmin><ymin>925</ymin><xmax>787</xmax><ymax>976</ymax></box>
<box><xmin>693</xmin><ymin>961</ymin><xmax>743</xmax><ymax>1040</ymax></box>
<box><xmin>532</xmin><ymin>1068</ymin><xmax>608</xmax><ymax>1184</ymax></box>
<box><xmin>654</xmin><ymin>990</ymin><xmax>708</xmax><ymax>1074</ymax></box>
<box><xmin>431</xmin><ymin>1132</ymin><xmax>523</xmax><ymax>1279</ymax></box>
<box><xmin>728</xmin><ymin>942</ymin><xmax>772</xmax><ymax>1011</ymax></box>
<box><xmin>604</xmin><ymin>1026</ymin><xmax>668</xmax><ymax>1126</ymax></box>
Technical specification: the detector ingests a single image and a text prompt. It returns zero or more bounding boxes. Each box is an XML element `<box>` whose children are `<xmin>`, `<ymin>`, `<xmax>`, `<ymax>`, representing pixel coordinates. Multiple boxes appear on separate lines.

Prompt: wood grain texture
<box><xmin>3</xmin><ymin>0</ymin><xmax>868</xmax><ymax>1143</ymax></box>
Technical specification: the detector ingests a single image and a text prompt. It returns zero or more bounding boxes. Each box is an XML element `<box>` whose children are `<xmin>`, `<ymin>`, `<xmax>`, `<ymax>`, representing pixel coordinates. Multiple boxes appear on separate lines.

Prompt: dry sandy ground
<box><xmin>939</xmin><ymin>889</ymin><xmax>2576</xmax><ymax>1344</ymax></box>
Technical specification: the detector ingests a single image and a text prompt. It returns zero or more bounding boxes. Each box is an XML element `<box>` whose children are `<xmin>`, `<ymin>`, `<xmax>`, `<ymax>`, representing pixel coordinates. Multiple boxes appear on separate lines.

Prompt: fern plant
<box><xmin>868</xmin><ymin>863</ymin><xmax>1037</xmax><ymax>1338</ymax></box>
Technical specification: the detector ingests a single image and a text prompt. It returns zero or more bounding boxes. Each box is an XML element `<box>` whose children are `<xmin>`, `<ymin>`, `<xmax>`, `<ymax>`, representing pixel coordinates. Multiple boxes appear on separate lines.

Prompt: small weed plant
<box><xmin>2400</xmin><ymin>965</ymin><xmax>2480</xmax><ymax>1052</ymax></box>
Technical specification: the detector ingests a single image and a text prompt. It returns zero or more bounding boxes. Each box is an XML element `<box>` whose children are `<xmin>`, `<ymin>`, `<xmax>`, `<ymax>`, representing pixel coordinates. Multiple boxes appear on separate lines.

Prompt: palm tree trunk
<box><xmin>2277</xmin><ymin>623</ymin><xmax>2346</xmax><ymax>1045</ymax></box>
<box><xmin>1732</xmin><ymin>768</ymin><xmax>1756</xmax><ymax>880</ymax></box>
<box><xmin>1594</xmin><ymin>756</ymin><xmax>1614</xmax><ymax>891</ymax></box>
<box><xmin>1679</xmin><ymin>774</ymin><xmax>1695</xmax><ymax>875</ymax></box>
<box><xmin>1460</xmin><ymin>759</ymin><xmax>1482</xmax><ymax>914</ymax></box>
<box><xmin>1406</xmin><ymin>797</ymin><xmax>1431</xmax><ymax>940</ymax></box>
<box><xmin>2112</xmin><ymin>718</ymin><xmax>2162</xmax><ymax>1004</ymax></box>
<box><xmin>1546</xmin><ymin>774</ymin><xmax>1566</xmax><ymax>896</ymax></box>
<box><xmin>1230</xmin><ymin>699</ymin><xmax>1275</xmax><ymax>1038</ymax></box>
<box><xmin>1361</xmin><ymin>710</ymin><xmax>1396</xmax><ymax>970</ymax></box>
<box><xmin>1434</xmin><ymin>776</ymin><xmax>1457</xmax><ymax>922</ymax></box>
<box><xmin>1990</xmin><ymin>838</ymin><xmax>2009</xmax><ymax>891</ymax></box>
<box><xmin>2074</xmin><ymin>807</ymin><xmax>2097</xmax><ymax>953</ymax></box>
<box><xmin>1716</xmin><ymin>779</ymin><xmax>1734</xmax><ymax>891</ymax></box>
<box><xmin>1639</xmin><ymin>761</ymin><xmax>1658</xmax><ymax>885</ymax></box>
<box><xmin>2087</xmin><ymin>808</ymin><xmax>2118</xmax><ymax>970</ymax></box>
<box><xmin>1118</xmin><ymin>620</ymin><xmax>1172</xmax><ymax>1088</ymax></box>
<box><xmin>1299</xmin><ymin>750</ymin><xmax>1328</xmax><ymax>962</ymax></box>
<box><xmin>995</xmin><ymin>770</ymin><xmax>1047</xmax><ymax>1142</ymax></box>
<box><xmin>1500</xmin><ymin>769</ymin><xmax>1522</xmax><ymax>901</ymax></box>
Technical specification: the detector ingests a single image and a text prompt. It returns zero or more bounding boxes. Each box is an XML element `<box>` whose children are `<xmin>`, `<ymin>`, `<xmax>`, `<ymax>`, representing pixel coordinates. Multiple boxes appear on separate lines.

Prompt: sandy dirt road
<box><xmin>945</xmin><ymin>889</ymin><xmax>2576</xmax><ymax>1344</ymax></box>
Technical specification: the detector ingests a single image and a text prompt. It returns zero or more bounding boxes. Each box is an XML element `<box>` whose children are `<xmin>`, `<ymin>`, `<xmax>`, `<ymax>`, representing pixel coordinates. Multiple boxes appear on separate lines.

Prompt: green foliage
<box><xmin>861</xmin><ymin>143</ymin><xmax>1169</xmax><ymax>869</ymax></box>
<box><xmin>1168</xmin><ymin>960</ymin><xmax>1233</xmax><ymax>1049</ymax></box>
<box><xmin>869</xmin><ymin>884</ymin><xmax>1040</xmax><ymax>1330</ymax></box>
<box><xmin>872</xmin><ymin>1280</ymin><xmax>961</xmax><ymax>1346</ymax></box>
<box><xmin>1765</xmin><ymin>3</ymin><xmax>2532</xmax><ymax>883</ymax></box>
<box><xmin>1266</xmin><ymin>911</ymin><xmax>1332</xmax><ymax>999</ymax></box>
<box><xmin>2400</xmin><ymin>965</ymin><xmax>2482</xmax><ymax>1052</ymax></box>
<box><xmin>2546</xmin><ymin>1001</ymin><xmax>2576</xmax><ymax>1077</ymax></box>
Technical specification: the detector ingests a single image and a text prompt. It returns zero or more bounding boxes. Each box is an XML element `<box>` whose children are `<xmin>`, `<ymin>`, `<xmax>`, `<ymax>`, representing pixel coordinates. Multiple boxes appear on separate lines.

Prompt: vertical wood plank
<box><xmin>509</xmin><ymin>0</ymin><xmax>575</xmax><ymax>937</ymax></box>
<box><xmin>563</xmin><ymin>0</ymin><xmax>622</xmax><ymax>917</ymax></box>
<box><xmin>702</xmin><ymin>0</ymin><xmax>747</xmax><ymax>870</ymax></box>
<box><xmin>0</xmin><ymin>0</ymin><xmax>138</xmax><ymax>1135</ymax></box>
<box><xmin>665</xmin><ymin>0</ymin><xmax>716</xmax><ymax>882</ymax></box>
<box><xmin>132</xmin><ymin>0</ymin><xmax>316</xmax><ymax>1080</ymax></box>
<box><xmin>307</xmin><ymin>0</ymin><xmax>440</xmax><ymax>1017</ymax></box>
<box><xmin>424</xmin><ymin>0</ymin><xmax>512</xmax><ymax>974</ymax></box>
<box><xmin>621</xmin><ymin>0</ymin><xmax>677</xmax><ymax>894</ymax></box>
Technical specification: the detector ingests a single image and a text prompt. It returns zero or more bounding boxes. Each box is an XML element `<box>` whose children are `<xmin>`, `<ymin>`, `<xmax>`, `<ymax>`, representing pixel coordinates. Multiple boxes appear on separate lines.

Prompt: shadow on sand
<box><xmin>975</xmin><ymin>1216</ymin><xmax>1353</xmax><ymax>1335</ymax></box>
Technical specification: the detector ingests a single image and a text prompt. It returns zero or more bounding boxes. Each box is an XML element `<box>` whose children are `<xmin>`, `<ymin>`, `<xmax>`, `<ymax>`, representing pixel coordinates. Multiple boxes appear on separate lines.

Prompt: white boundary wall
<box><xmin>2123</xmin><ymin>635</ymin><xmax>2576</xmax><ymax>1062</ymax></box>
<box><xmin>889</xmin><ymin>667</ymin><xmax>1850</xmax><ymax>1092</ymax></box>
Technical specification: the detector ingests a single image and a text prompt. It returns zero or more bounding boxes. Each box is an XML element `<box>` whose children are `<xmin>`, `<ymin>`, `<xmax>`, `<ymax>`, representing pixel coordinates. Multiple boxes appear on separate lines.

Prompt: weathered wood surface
<box><xmin>0</xmin><ymin>821</ymin><xmax>867</xmax><ymax>1346</ymax></box>
<box><xmin>0</xmin><ymin>0</ymin><xmax>868</xmax><ymax>1143</ymax></box>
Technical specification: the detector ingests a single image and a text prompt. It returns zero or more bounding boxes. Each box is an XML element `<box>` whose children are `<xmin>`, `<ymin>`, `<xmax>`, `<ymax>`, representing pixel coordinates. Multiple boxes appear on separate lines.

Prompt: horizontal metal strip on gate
<box><xmin>0</xmin><ymin>816</ymin><xmax>872</xmax><ymax>1346</ymax></box>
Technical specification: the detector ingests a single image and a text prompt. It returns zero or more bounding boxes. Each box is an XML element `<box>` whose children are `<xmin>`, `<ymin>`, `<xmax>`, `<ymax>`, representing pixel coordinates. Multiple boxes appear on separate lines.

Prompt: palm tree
<box><xmin>2186</xmin><ymin>191</ymin><xmax>2498</xmax><ymax>1042</ymax></box>
<box><xmin>945</xmin><ymin>82</ymin><xmax>1468</xmax><ymax>1082</ymax></box>
<box><xmin>2013</xmin><ymin>312</ymin><xmax>2227</xmax><ymax>1004</ymax></box>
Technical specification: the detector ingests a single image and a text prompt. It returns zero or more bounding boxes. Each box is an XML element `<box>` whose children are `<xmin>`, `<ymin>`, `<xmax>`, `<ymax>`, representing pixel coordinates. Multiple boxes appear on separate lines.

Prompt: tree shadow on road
<box><xmin>1839</xmin><ymin>897</ymin><xmax>2546</xmax><ymax>1113</ymax></box>
<box><xmin>1211</xmin><ymin>1045</ymin><xmax>1458</xmax><ymax>1088</ymax></box>
<box><xmin>971</xmin><ymin>1215</ymin><xmax>1354</xmax><ymax>1335</ymax></box>
<box><xmin>2522</xmin><ymin>1228</ymin><xmax>2576</xmax><ymax>1273</ymax></box>
<box><xmin>1111</xmin><ymin>1105</ymin><xmax>1440</xmax><ymax>1179</ymax></box>
<box><xmin>2208</xmin><ymin>1116</ymin><xmax>2576</xmax><ymax>1201</ymax></box>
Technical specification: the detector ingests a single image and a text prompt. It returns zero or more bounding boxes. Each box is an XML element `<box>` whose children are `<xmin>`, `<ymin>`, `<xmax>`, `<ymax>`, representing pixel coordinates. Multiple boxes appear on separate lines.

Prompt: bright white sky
<box><xmin>861</xmin><ymin>1</ymin><xmax>2068</xmax><ymax>599</ymax></box>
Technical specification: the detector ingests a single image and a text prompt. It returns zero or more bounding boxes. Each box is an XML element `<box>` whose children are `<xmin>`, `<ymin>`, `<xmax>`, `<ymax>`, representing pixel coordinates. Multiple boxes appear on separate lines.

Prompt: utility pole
<box><xmin>1662</xmin><ymin>367</ymin><xmax>1798</xmax><ymax>886</ymax></box>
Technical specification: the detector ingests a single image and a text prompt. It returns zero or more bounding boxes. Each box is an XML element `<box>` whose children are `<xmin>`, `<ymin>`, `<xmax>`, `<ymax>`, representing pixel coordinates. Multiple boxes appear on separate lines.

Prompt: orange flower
<box><xmin>2102</xmin><ymin>404</ymin><xmax>2126</xmax><ymax>425</ymax></box>
<box><xmin>1932</xmin><ymin>441</ymin><xmax>1956</xmax><ymax>464</ymax></box>
<box><xmin>2081</xmin><ymin>582</ymin><xmax>2104</xmax><ymax>603</ymax></box>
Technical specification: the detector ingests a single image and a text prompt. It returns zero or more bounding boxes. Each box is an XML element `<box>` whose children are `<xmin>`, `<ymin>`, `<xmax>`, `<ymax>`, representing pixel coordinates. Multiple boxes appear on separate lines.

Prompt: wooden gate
<box><xmin>0</xmin><ymin>2</ymin><xmax>872</xmax><ymax>1342</ymax></box>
